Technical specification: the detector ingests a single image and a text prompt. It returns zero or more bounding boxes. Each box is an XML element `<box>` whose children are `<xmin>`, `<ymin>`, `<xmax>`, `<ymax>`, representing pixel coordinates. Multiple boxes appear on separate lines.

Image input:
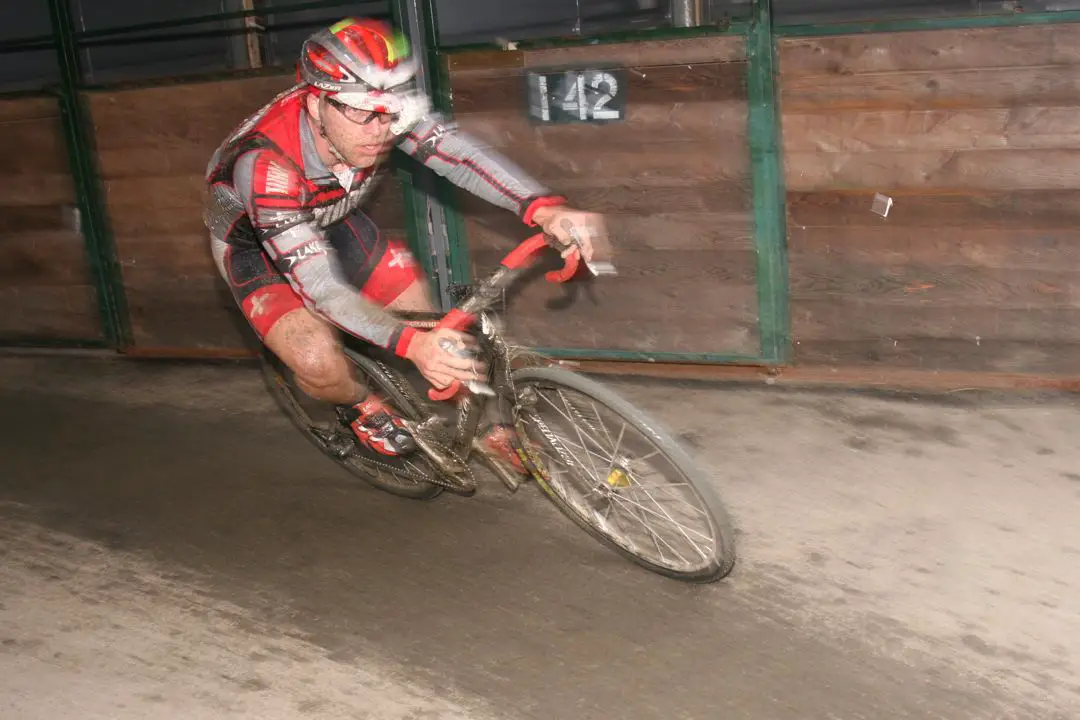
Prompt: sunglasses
<box><xmin>326</xmin><ymin>97</ymin><xmax>396</xmax><ymax>126</ymax></box>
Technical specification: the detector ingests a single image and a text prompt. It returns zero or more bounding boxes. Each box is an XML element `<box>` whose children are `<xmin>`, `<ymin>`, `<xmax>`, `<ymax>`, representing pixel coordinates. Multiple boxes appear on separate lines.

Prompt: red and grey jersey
<box><xmin>203</xmin><ymin>84</ymin><xmax>564</xmax><ymax>355</ymax></box>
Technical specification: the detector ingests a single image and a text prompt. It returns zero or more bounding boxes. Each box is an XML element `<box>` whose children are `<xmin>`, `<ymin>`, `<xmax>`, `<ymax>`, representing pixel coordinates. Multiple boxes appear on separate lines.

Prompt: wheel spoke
<box><xmin>516</xmin><ymin>372</ymin><xmax>731</xmax><ymax>578</ymax></box>
<box><xmin>608</xmin><ymin>491</ymin><xmax>713</xmax><ymax>551</ymax></box>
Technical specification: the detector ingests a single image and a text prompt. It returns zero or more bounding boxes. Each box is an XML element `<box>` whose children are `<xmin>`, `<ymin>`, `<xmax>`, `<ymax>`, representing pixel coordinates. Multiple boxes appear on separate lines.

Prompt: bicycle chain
<box><xmin>343</xmin><ymin>436</ymin><xmax>476</xmax><ymax>494</ymax></box>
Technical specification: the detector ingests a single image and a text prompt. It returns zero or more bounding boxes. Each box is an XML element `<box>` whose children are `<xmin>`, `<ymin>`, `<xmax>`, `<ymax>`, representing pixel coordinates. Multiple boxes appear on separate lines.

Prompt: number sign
<box><xmin>525</xmin><ymin>69</ymin><xmax>627</xmax><ymax>125</ymax></box>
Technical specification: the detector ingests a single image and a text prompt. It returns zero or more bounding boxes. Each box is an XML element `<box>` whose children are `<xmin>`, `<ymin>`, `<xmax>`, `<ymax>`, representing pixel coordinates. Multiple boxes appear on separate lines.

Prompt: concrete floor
<box><xmin>2</xmin><ymin>354</ymin><xmax>1079</xmax><ymax>719</ymax></box>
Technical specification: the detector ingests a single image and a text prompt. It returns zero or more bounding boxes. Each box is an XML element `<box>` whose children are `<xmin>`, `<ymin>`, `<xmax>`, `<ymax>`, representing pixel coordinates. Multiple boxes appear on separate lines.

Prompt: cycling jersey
<box><xmin>203</xmin><ymin>83</ymin><xmax>565</xmax><ymax>356</ymax></box>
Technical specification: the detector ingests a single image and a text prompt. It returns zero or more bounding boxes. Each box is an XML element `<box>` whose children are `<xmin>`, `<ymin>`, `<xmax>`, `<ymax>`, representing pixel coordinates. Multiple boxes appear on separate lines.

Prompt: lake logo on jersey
<box><xmin>284</xmin><ymin>239</ymin><xmax>328</xmax><ymax>267</ymax></box>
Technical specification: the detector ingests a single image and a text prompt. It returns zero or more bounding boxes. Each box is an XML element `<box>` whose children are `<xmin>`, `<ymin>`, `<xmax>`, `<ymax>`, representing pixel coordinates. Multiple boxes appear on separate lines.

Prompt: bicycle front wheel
<box><xmin>510</xmin><ymin>367</ymin><xmax>736</xmax><ymax>582</ymax></box>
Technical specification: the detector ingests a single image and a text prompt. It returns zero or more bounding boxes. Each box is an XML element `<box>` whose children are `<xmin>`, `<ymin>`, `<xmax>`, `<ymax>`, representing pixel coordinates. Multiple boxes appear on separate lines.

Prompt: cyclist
<box><xmin>203</xmin><ymin>17</ymin><xmax>606</xmax><ymax>468</ymax></box>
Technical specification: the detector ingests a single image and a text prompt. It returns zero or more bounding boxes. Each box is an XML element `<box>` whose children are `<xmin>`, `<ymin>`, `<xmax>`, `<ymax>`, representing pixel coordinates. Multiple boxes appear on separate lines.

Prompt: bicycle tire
<box><xmin>509</xmin><ymin>366</ymin><xmax>736</xmax><ymax>582</ymax></box>
<box><xmin>260</xmin><ymin>347</ymin><xmax>443</xmax><ymax>501</ymax></box>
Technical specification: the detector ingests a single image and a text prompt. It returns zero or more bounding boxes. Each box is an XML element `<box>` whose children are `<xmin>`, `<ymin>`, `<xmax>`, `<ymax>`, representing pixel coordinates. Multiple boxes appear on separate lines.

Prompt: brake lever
<box><xmin>436</xmin><ymin>338</ymin><xmax>494</xmax><ymax>397</ymax></box>
<box><xmin>559</xmin><ymin>220</ymin><xmax>617</xmax><ymax>277</ymax></box>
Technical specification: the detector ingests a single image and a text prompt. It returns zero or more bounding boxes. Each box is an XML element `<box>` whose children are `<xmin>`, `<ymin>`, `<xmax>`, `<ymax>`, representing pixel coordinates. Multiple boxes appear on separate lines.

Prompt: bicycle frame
<box><xmin>428</xmin><ymin>232</ymin><xmax>585</xmax><ymax>401</ymax></box>
<box><xmin>370</xmin><ymin>232</ymin><xmax>593</xmax><ymax>485</ymax></box>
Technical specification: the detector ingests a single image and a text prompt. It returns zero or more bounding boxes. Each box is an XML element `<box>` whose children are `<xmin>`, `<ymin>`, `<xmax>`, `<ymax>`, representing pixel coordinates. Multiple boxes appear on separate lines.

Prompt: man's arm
<box><xmin>396</xmin><ymin>112</ymin><xmax>567</xmax><ymax>226</ymax></box>
<box><xmin>233</xmin><ymin>149</ymin><xmax>418</xmax><ymax>357</ymax></box>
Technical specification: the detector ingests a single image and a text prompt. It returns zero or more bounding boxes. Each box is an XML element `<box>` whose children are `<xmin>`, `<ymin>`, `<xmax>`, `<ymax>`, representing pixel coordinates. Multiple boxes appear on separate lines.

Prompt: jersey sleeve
<box><xmin>232</xmin><ymin>149</ymin><xmax>419</xmax><ymax>357</ymax></box>
<box><xmin>397</xmin><ymin>112</ymin><xmax>566</xmax><ymax>225</ymax></box>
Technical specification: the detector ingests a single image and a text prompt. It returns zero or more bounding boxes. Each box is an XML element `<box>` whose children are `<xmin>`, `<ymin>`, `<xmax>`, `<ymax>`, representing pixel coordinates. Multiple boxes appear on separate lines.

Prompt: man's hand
<box><xmin>405</xmin><ymin>328</ymin><xmax>486</xmax><ymax>390</ymax></box>
<box><xmin>531</xmin><ymin>205</ymin><xmax>610</xmax><ymax>263</ymax></box>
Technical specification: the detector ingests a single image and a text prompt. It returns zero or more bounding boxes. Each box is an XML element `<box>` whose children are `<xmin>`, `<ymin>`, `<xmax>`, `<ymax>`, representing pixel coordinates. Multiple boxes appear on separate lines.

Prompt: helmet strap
<box><xmin>312</xmin><ymin>94</ymin><xmax>351</xmax><ymax>165</ymax></box>
<box><xmin>311</xmin><ymin>93</ymin><xmax>386</xmax><ymax>182</ymax></box>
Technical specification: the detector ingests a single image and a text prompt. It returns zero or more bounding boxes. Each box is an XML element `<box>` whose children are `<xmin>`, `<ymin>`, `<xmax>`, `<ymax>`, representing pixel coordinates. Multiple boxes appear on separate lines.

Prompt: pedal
<box><xmin>313</xmin><ymin>426</ymin><xmax>356</xmax><ymax>459</ymax></box>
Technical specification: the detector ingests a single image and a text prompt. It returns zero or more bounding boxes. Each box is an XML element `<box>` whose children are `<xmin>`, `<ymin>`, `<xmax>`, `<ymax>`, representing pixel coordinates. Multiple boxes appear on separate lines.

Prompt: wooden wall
<box><xmin>86</xmin><ymin>73</ymin><xmax>408</xmax><ymax>351</ymax></box>
<box><xmin>0</xmin><ymin>96</ymin><xmax>102</xmax><ymax>342</ymax></box>
<box><xmin>446</xmin><ymin>37</ymin><xmax>759</xmax><ymax>356</ymax></box>
<box><xmin>780</xmin><ymin>24</ymin><xmax>1080</xmax><ymax>376</ymax></box>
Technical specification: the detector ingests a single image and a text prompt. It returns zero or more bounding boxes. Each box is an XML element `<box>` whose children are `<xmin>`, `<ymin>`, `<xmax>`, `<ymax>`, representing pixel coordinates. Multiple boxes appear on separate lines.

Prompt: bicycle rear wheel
<box><xmin>260</xmin><ymin>347</ymin><xmax>443</xmax><ymax>501</ymax></box>
<box><xmin>510</xmin><ymin>366</ymin><xmax>736</xmax><ymax>582</ymax></box>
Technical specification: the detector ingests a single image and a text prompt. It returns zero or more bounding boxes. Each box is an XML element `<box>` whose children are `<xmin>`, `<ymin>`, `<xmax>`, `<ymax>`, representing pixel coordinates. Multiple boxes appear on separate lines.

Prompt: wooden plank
<box><xmin>793</xmin><ymin>338</ymin><xmax>1080</xmax><ymax>376</ymax></box>
<box><xmin>103</xmin><ymin>171</ymin><xmax>403</xmax><ymax>236</ymax></box>
<box><xmin>789</xmin><ymin>227</ymin><xmax>1080</xmax><ymax>272</ymax></box>
<box><xmin>778</xmin><ymin>25</ymin><xmax>1080</xmax><ymax>77</ymax></box>
<box><xmin>453</xmin><ymin>130</ymin><xmax>749</xmax><ymax>171</ymax></box>
<box><xmin>792</xmin><ymin>301</ymin><xmax>1080</xmax><ymax>344</ymax></box>
<box><xmin>0</xmin><ymin>96</ymin><xmax>60</xmax><ymax>123</ymax></box>
<box><xmin>788</xmin><ymin>190</ymin><xmax>1080</xmax><ymax>229</ymax></box>
<box><xmin>0</xmin><ymin>231</ymin><xmax>91</xmax><ymax>287</ymax></box>
<box><xmin>472</xmin><ymin>246</ymin><xmax>756</xmax><ymax>285</ymax></box>
<box><xmin>468</xmin><ymin>246</ymin><xmax>759</xmax><ymax>355</ymax></box>
<box><xmin>125</xmin><ymin>279</ymin><xmax>251</xmax><ymax>349</ymax></box>
<box><xmin>782</xmin><ymin>107</ymin><xmax>1080</xmax><ymax>153</ymax></box>
<box><xmin>780</xmin><ymin>66</ymin><xmax>1080</xmax><ymax>113</ymax></box>
<box><xmin>523</xmin><ymin>35</ymin><xmax>746</xmax><ymax>69</ymax></box>
<box><xmin>784</xmin><ymin>149</ymin><xmax>1080</xmax><ymax>192</ymax></box>
<box><xmin>446</xmin><ymin>50</ymin><xmax>524</xmax><ymax>73</ymax></box>
<box><xmin>452</xmin><ymin>62</ymin><xmax>747</xmax><ymax>114</ymax></box>
<box><xmin>457</xmin><ymin>178</ymin><xmax>751</xmax><ymax>218</ymax></box>
<box><xmin>450</xmin><ymin>37</ymin><xmax>746</xmax><ymax>75</ymax></box>
<box><xmin>504</xmin><ymin>315</ymin><xmax>759</xmax><ymax>356</ymax></box>
<box><xmin>108</xmin><ymin>206</ymin><xmax>207</xmax><ymax>238</ymax></box>
<box><xmin>514</xmin><ymin>140</ymin><xmax>749</xmax><ymax>185</ymax></box>
<box><xmin>551</xmin><ymin>358</ymin><xmax>1080</xmax><ymax>391</ymax></box>
<box><xmin>0</xmin><ymin>206</ymin><xmax>71</xmax><ymax>233</ymax></box>
<box><xmin>466</xmin><ymin>211</ymin><xmax>754</xmax><ymax>253</ymax></box>
<box><xmin>453</xmin><ymin>101</ymin><xmax>748</xmax><ymax>151</ymax></box>
<box><xmin>96</xmin><ymin>143</ymin><xmax>209</xmax><ymax>179</ymax></box>
<box><xmin>442</xmin><ymin>137</ymin><xmax>750</xmax><ymax>188</ymax></box>
<box><xmin>104</xmin><ymin>174</ymin><xmax>204</xmax><ymax>211</ymax></box>
<box><xmin>86</xmin><ymin>75</ymin><xmax>294</xmax><ymax>153</ymax></box>
<box><xmin>0</xmin><ymin>174</ymin><xmax>76</xmax><ymax>206</ymax></box>
<box><xmin>789</xmin><ymin>258</ymin><xmax>1080</xmax><ymax>310</ymax></box>
<box><xmin>0</xmin><ymin>285</ymin><xmax>101</xmax><ymax>339</ymax></box>
<box><xmin>115</xmin><ymin>234</ymin><xmax>217</xmax><ymax>289</ymax></box>
<box><xmin>0</xmin><ymin>116</ymin><xmax>70</xmax><ymax>175</ymax></box>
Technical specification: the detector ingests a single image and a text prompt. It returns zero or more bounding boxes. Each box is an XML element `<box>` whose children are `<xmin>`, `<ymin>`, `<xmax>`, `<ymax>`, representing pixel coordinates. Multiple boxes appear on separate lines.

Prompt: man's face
<box><xmin>309</xmin><ymin>94</ymin><xmax>394</xmax><ymax>168</ymax></box>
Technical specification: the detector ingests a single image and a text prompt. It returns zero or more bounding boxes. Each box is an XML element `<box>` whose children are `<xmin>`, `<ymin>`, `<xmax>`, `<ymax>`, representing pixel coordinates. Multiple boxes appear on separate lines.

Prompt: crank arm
<box><xmin>402</xmin><ymin>418</ymin><xmax>469</xmax><ymax>475</ymax></box>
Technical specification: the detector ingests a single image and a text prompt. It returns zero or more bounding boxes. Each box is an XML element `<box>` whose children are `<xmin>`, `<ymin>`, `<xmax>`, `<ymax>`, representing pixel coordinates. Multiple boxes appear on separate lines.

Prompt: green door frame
<box><xmin>432</xmin><ymin>1</ymin><xmax>789</xmax><ymax>366</ymax></box>
<box><xmin>429</xmin><ymin>1</ymin><xmax>1080</xmax><ymax>368</ymax></box>
<box><xmin>46</xmin><ymin>0</ymin><xmax>132</xmax><ymax>349</ymax></box>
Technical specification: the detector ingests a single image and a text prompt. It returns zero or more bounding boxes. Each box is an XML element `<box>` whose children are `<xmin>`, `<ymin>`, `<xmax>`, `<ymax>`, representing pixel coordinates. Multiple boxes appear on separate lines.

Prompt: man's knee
<box><xmin>386</xmin><ymin>279</ymin><xmax>437</xmax><ymax>313</ymax></box>
<box><xmin>265</xmin><ymin>309</ymin><xmax>348</xmax><ymax>389</ymax></box>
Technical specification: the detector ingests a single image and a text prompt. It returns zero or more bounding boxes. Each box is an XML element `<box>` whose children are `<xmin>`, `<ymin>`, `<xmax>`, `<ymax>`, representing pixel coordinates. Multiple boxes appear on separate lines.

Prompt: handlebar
<box><xmin>425</xmin><ymin>232</ymin><xmax>592</xmax><ymax>402</ymax></box>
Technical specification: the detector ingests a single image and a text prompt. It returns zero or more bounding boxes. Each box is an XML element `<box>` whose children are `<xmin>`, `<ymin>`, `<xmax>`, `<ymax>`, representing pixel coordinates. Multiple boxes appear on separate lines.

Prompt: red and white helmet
<box><xmin>298</xmin><ymin>18</ymin><xmax>429</xmax><ymax>134</ymax></box>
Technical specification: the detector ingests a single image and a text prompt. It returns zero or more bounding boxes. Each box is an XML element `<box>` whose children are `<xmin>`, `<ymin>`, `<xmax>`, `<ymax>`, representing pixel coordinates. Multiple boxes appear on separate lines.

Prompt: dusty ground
<box><xmin>1</xmin><ymin>353</ymin><xmax>1079</xmax><ymax>719</ymax></box>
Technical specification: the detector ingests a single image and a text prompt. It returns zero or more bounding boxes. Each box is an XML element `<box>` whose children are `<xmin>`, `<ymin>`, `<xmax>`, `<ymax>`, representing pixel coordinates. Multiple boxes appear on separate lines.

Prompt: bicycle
<box><xmin>259</xmin><ymin>231</ymin><xmax>737</xmax><ymax>582</ymax></box>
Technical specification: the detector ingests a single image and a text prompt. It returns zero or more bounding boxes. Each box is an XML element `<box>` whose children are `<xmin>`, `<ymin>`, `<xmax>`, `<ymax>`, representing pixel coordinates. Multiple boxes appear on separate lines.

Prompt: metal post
<box><xmin>391</xmin><ymin>0</ymin><xmax>458</xmax><ymax>310</ymax></box>
<box><xmin>46</xmin><ymin>0</ymin><xmax>132</xmax><ymax>348</ymax></box>
<box><xmin>672</xmin><ymin>0</ymin><xmax>703</xmax><ymax>27</ymax></box>
<box><xmin>746</xmin><ymin>0</ymin><xmax>790</xmax><ymax>364</ymax></box>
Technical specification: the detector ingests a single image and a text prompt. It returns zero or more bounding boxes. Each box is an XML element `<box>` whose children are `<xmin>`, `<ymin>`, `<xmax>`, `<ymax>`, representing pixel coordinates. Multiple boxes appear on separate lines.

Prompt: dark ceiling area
<box><xmin>1</xmin><ymin>0</ymin><xmax>1077</xmax><ymax>90</ymax></box>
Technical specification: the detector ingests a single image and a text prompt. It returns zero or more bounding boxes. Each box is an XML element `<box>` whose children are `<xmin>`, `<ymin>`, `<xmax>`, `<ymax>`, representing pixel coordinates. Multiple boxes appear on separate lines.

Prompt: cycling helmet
<box><xmin>298</xmin><ymin>18</ymin><xmax>428</xmax><ymax>135</ymax></box>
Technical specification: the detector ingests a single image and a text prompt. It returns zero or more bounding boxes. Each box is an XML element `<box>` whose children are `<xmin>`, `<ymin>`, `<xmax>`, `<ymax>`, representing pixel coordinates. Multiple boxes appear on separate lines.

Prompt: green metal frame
<box><xmin>46</xmin><ymin>0</ymin><xmax>132</xmax><ymax>348</ymax></box>
<box><xmin>747</xmin><ymin>0</ymin><xmax>790</xmax><ymax>364</ymax></box>
<box><xmin>435</xmin><ymin>3</ymin><xmax>785</xmax><ymax>366</ymax></box>
<box><xmin>421</xmin><ymin>0</ymin><xmax>475</xmax><ymax>296</ymax></box>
